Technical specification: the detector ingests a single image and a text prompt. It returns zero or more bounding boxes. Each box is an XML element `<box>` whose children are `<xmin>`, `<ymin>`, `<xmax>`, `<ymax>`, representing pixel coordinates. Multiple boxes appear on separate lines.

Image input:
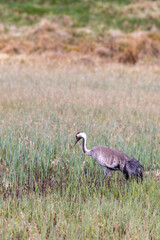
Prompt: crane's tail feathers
<box><xmin>123</xmin><ymin>158</ymin><xmax>143</xmax><ymax>181</ymax></box>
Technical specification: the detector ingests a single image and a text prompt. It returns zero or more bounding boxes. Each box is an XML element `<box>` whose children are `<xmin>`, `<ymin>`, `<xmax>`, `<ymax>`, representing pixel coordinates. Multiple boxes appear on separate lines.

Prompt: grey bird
<box><xmin>74</xmin><ymin>132</ymin><xmax>143</xmax><ymax>181</ymax></box>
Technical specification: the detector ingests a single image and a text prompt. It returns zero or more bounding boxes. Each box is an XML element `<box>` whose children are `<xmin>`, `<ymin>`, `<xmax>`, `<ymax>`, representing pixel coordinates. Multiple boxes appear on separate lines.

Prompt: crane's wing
<box><xmin>91</xmin><ymin>145</ymin><xmax>130</xmax><ymax>170</ymax></box>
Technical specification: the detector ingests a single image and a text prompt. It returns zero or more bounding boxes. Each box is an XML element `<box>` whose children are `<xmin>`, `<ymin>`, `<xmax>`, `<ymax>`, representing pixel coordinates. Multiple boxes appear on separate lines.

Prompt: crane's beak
<box><xmin>74</xmin><ymin>137</ymin><xmax>81</xmax><ymax>146</ymax></box>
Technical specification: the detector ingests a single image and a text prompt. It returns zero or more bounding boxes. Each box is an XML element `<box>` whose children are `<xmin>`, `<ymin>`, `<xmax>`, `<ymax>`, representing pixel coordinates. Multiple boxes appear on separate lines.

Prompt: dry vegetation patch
<box><xmin>0</xmin><ymin>19</ymin><xmax>160</xmax><ymax>64</ymax></box>
<box><xmin>121</xmin><ymin>1</ymin><xmax>160</xmax><ymax>19</ymax></box>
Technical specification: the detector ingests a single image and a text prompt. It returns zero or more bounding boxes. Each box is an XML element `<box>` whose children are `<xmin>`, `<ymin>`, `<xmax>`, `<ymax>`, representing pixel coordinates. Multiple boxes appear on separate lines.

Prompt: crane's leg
<box><xmin>102</xmin><ymin>168</ymin><xmax>112</xmax><ymax>182</ymax></box>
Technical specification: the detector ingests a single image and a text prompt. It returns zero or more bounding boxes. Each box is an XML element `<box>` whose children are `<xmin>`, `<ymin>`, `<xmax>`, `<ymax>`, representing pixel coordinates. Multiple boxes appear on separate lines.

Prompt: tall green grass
<box><xmin>0</xmin><ymin>119</ymin><xmax>159</xmax><ymax>196</ymax></box>
<box><xmin>0</xmin><ymin>61</ymin><xmax>160</xmax><ymax>238</ymax></box>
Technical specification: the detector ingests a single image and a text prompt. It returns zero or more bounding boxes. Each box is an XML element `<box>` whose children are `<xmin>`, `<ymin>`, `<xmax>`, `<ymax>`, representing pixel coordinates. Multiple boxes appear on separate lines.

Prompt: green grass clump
<box><xmin>0</xmin><ymin>61</ymin><xmax>160</xmax><ymax>238</ymax></box>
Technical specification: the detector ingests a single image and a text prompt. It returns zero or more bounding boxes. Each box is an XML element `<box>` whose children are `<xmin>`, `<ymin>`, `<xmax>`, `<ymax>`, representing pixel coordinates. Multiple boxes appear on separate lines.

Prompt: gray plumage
<box><xmin>75</xmin><ymin>132</ymin><xmax>143</xmax><ymax>182</ymax></box>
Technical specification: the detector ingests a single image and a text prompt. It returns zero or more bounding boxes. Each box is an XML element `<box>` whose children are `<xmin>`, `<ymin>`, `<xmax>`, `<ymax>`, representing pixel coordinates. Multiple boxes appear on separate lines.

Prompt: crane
<box><xmin>74</xmin><ymin>132</ymin><xmax>143</xmax><ymax>181</ymax></box>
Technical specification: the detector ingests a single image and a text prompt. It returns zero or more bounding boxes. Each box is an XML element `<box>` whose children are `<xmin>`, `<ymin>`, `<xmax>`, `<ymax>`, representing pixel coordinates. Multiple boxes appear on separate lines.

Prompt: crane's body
<box><xmin>74</xmin><ymin>132</ymin><xmax>143</xmax><ymax>181</ymax></box>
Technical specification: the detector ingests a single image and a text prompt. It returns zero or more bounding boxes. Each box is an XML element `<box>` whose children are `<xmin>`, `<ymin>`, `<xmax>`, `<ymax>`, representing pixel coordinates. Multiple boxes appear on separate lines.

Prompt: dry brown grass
<box><xmin>0</xmin><ymin>19</ymin><xmax>160</xmax><ymax>64</ymax></box>
<box><xmin>1</xmin><ymin>58</ymin><xmax>160</xmax><ymax>136</ymax></box>
<box><xmin>121</xmin><ymin>1</ymin><xmax>160</xmax><ymax>19</ymax></box>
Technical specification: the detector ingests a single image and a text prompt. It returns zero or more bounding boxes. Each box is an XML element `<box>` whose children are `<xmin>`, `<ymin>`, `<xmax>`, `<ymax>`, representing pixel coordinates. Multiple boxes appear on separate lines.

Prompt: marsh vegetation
<box><xmin>0</xmin><ymin>61</ymin><xmax>160</xmax><ymax>239</ymax></box>
<box><xmin>0</xmin><ymin>0</ymin><xmax>160</xmax><ymax>238</ymax></box>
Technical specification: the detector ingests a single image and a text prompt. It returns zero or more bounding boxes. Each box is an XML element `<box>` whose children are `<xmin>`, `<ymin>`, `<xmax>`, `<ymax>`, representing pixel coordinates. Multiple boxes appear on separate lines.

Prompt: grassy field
<box><xmin>0</xmin><ymin>60</ymin><xmax>160</xmax><ymax>239</ymax></box>
<box><xmin>0</xmin><ymin>1</ymin><xmax>160</xmax><ymax>239</ymax></box>
<box><xmin>0</xmin><ymin>0</ymin><xmax>160</xmax><ymax>33</ymax></box>
<box><xmin>1</xmin><ymin>1</ymin><xmax>160</xmax><ymax>65</ymax></box>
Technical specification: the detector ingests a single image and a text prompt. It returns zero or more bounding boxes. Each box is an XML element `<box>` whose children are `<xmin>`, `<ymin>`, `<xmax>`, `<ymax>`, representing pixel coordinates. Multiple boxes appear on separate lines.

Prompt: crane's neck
<box><xmin>82</xmin><ymin>136</ymin><xmax>91</xmax><ymax>156</ymax></box>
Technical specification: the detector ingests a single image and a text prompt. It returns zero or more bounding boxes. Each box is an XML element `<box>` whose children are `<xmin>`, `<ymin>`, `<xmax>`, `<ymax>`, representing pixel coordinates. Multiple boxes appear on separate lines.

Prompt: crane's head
<box><xmin>74</xmin><ymin>132</ymin><xmax>86</xmax><ymax>146</ymax></box>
